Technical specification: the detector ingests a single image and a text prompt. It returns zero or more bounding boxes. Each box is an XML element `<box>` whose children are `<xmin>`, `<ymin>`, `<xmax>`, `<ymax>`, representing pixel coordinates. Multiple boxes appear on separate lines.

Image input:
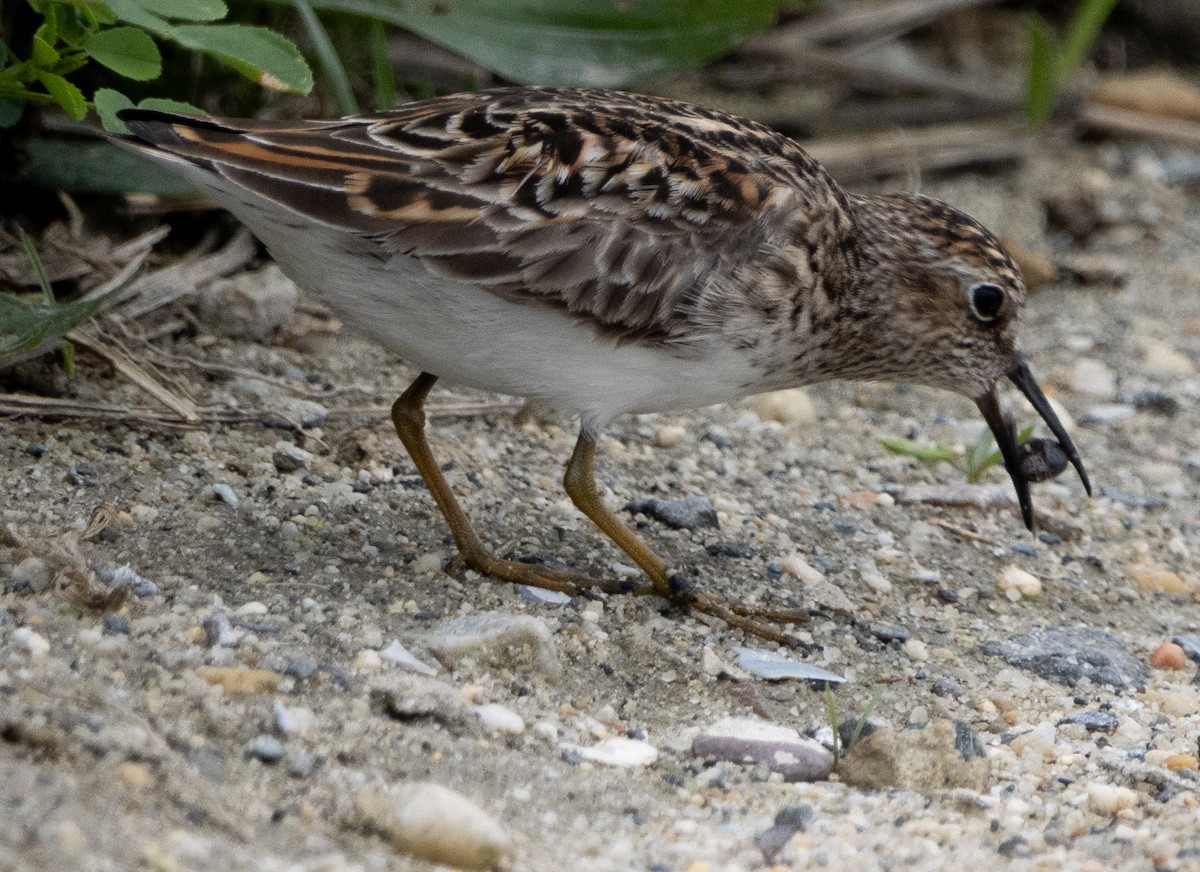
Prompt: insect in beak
<box><xmin>975</xmin><ymin>353</ymin><xmax>1093</xmax><ymax>530</ymax></box>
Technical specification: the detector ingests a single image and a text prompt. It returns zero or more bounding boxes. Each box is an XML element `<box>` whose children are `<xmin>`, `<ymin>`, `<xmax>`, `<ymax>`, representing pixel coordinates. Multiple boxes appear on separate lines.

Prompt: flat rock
<box><xmin>692</xmin><ymin>716</ymin><xmax>833</xmax><ymax>783</ymax></box>
<box><xmin>418</xmin><ymin>611</ymin><xmax>560</xmax><ymax>677</ymax></box>
<box><xmin>624</xmin><ymin>496</ymin><xmax>718</xmax><ymax>530</ymax></box>
<box><xmin>369</xmin><ymin>673</ymin><xmax>480</xmax><ymax>734</ymax></box>
<box><xmin>982</xmin><ymin>627</ymin><xmax>1149</xmax><ymax>690</ymax></box>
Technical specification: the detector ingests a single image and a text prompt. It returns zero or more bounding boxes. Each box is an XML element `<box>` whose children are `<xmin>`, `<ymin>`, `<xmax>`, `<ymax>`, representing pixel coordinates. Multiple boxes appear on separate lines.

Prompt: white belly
<box><xmin>201</xmin><ymin>177</ymin><xmax>761</xmax><ymax>430</ymax></box>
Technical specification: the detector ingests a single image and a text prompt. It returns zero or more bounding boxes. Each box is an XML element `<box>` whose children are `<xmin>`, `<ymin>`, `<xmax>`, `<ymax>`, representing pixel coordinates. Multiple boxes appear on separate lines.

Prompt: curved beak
<box><xmin>974</xmin><ymin>353</ymin><xmax>1092</xmax><ymax>531</ymax></box>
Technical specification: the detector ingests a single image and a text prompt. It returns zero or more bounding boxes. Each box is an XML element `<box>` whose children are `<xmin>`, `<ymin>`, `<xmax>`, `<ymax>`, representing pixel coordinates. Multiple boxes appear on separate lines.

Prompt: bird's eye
<box><xmin>968</xmin><ymin>283</ymin><xmax>1005</xmax><ymax>322</ymax></box>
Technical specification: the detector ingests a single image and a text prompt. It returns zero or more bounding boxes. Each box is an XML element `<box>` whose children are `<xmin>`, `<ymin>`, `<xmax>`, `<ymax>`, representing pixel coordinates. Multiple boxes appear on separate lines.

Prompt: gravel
<box><xmin>2</xmin><ymin>146</ymin><xmax>1200</xmax><ymax>871</ymax></box>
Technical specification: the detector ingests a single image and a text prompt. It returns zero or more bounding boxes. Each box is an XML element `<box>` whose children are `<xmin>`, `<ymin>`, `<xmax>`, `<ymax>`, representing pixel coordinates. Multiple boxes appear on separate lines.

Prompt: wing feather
<box><xmin>119</xmin><ymin>87</ymin><xmax>847</xmax><ymax>341</ymax></box>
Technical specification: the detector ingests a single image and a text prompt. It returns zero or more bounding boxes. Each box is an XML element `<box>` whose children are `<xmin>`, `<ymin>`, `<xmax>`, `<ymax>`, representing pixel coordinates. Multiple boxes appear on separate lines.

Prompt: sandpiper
<box><xmin>117</xmin><ymin>86</ymin><xmax>1090</xmax><ymax>641</ymax></box>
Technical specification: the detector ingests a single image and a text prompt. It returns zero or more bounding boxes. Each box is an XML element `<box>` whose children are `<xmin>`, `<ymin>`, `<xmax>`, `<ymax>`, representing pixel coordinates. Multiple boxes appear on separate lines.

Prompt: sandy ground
<box><xmin>2</xmin><ymin>141</ymin><xmax>1199</xmax><ymax>872</ymax></box>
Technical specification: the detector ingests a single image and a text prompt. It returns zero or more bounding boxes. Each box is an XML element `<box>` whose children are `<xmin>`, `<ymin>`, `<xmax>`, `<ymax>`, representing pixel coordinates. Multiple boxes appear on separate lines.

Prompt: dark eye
<box><xmin>968</xmin><ymin>283</ymin><xmax>1005</xmax><ymax>322</ymax></box>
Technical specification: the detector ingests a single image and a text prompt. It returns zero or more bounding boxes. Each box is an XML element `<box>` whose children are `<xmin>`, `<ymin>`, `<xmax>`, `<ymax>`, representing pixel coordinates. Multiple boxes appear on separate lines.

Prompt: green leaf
<box><xmin>31</xmin><ymin>34</ymin><xmax>61</xmax><ymax>68</ymax></box>
<box><xmin>84</xmin><ymin>27</ymin><xmax>162</xmax><ymax>80</ymax></box>
<box><xmin>879</xmin><ymin>438</ymin><xmax>958</xmax><ymax>465</ymax></box>
<box><xmin>134</xmin><ymin>0</ymin><xmax>228</xmax><ymax>21</ymax></box>
<box><xmin>0</xmin><ymin>232</ymin><xmax>112</xmax><ymax>362</ymax></box>
<box><xmin>274</xmin><ymin>0</ymin><xmax>778</xmax><ymax>88</ymax></box>
<box><xmin>170</xmin><ymin>24</ymin><xmax>313</xmax><ymax>93</ymax></box>
<box><xmin>1058</xmin><ymin>0</ymin><xmax>1121</xmax><ymax>80</ymax></box>
<box><xmin>106</xmin><ymin>0</ymin><xmax>172</xmax><ymax>33</ymax></box>
<box><xmin>292</xmin><ymin>0</ymin><xmax>357</xmax><ymax>114</ymax></box>
<box><xmin>36</xmin><ymin>71</ymin><xmax>87</xmax><ymax>119</ymax></box>
<box><xmin>35</xmin><ymin>17</ymin><xmax>59</xmax><ymax>49</ymax></box>
<box><xmin>370</xmin><ymin>19</ymin><xmax>397</xmax><ymax>110</ymax></box>
<box><xmin>94</xmin><ymin>86</ymin><xmax>135</xmax><ymax>133</ymax></box>
<box><xmin>965</xmin><ymin>424</ymin><xmax>1036</xmax><ymax>483</ymax></box>
<box><xmin>0</xmin><ymin>291</ymin><xmax>110</xmax><ymax>359</ymax></box>
<box><xmin>136</xmin><ymin>96</ymin><xmax>205</xmax><ymax>115</ymax></box>
<box><xmin>1025</xmin><ymin>12</ymin><xmax>1058</xmax><ymax>127</ymax></box>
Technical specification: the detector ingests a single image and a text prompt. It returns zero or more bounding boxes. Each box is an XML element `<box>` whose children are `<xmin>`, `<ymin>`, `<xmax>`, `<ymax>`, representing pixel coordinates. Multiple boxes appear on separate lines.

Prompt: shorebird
<box><xmin>117</xmin><ymin>87</ymin><xmax>1090</xmax><ymax>641</ymax></box>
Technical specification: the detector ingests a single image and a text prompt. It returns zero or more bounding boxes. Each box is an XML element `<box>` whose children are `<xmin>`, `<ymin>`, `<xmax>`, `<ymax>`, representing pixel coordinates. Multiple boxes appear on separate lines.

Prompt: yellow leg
<box><xmin>390</xmin><ymin>373</ymin><xmax>639</xmax><ymax>596</ymax></box>
<box><xmin>563</xmin><ymin>432</ymin><xmax>810</xmax><ymax>643</ymax></box>
<box><xmin>391</xmin><ymin>373</ymin><xmax>807</xmax><ymax>642</ymax></box>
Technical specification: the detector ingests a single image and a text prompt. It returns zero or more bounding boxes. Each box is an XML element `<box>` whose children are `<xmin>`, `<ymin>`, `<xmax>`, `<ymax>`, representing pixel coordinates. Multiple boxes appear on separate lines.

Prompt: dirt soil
<box><xmin>2</xmin><ymin>140</ymin><xmax>1199</xmax><ymax>872</ymax></box>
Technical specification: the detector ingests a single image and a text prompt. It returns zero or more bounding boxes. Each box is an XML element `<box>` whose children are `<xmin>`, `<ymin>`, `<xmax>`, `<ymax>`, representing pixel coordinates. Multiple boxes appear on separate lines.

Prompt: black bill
<box><xmin>975</xmin><ymin>354</ymin><xmax>1093</xmax><ymax>531</ymax></box>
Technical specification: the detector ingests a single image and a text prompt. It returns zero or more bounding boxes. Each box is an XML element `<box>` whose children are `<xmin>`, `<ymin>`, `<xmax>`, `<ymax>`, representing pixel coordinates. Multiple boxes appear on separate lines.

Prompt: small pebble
<box><xmin>1171</xmin><ymin>635</ymin><xmax>1200</xmax><ymax>664</ymax></box>
<box><xmin>779</xmin><ymin>554</ymin><xmax>824</xmax><ymax>584</ymax></box>
<box><xmin>1058</xmin><ymin>710</ymin><xmax>1118</xmax><ymax>733</ymax></box>
<box><xmin>578</xmin><ymin>737</ymin><xmax>659</xmax><ymax>768</ymax></box>
<box><xmin>212</xmin><ymin>483</ymin><xmax>238</xmax><ymax>506</ymax></box>
<box><xmin>244</xmin><ymin>735</ymin><xmax>285</xmax><ymax>764</ymax></box>
<box><xmin>195</xmin><ymin>666</ymin><xmax>282</xmax><ymax>696</ymax></box>
<box><xmin>234</xmin><ymin>600</ymin><xmax>268</xmax><ymax>616</ymax></box>
<box><xmin>357</xmin><ymin>783</ymin><xmax>511</xmax><ymax>870</ymax></box>
<box><xmin>997</xmin><ymin>565</ymin><xmax>1043</xmax><ymax>600</ymax></box>
<box><xmin>1128</xmin><ymin>563</ymin><xmax>1190</xmax><ymax>595</ymax></box>
<box><xmin>1088</xmin><ymin>784</ymin><xmax>1138</xmax><ymax>815</ymax></box>
<box><xmin>1150</xmin><ymin>642</ymin><xmax>1188</xmax><ymax>670</ymax></box>
<box><xmin>272</xmin><ymin>444</ymin><xmax>308</xmax><ymax>472</ymax></box>
<box><xmin>102</xmin><ymin>614</ymin><xmax>130</xmax><ymax>635</ymax></box>
<box><xmin>287</xmin><ymin>750</ymin><xmax>318</xmax><ymax>778</ymax></box>
<box><xmin>744</xmin><ymin>388</ymin><xmax>817</xmax><ymax>425</ymax></box>
<box><xmin>14</xmin><ymin>627</ymin><xmax>50</xmax><ymax>657</ymax></box>
<box><xmin>902</xmin><ymin>639</ymin><xmax>928</xmax><ymax>661</ymax></box>
<box><xmin>1071</xmin><ymin>358</ymin><xmax>1117</xmax><ymax>399</ymax></box>
<box><xmin>119</xmin><ymin>761</ymin><xmax>155</xmax><ymax>788</ymax></box>
<box><xmin>9</xmin><ymin>557</ymin><xmax>51</xmax><ymax>593</ymax></box>
<box><xmin>380</xmin><ymin>641</ymin><xmax>438</xmax><ymax>675</ymax></box>
<box><xmin>1165</xmin><ymin>754</ymin><xmax>1198</xmax><ymax>773</ymax></box>
<box><xmin>355</xmin><ymin>649</ymin><xmax>384</xmax><ymax>671</ymax></box>
<box><xmin>475</xmin><ymin>704</ymin><xmax>525</xmax><ymax>735</ymax></box>
<box><xmin>654</xmin><ymin>424</ymin><xmax>687</xmax><ymax>448</ymax></box>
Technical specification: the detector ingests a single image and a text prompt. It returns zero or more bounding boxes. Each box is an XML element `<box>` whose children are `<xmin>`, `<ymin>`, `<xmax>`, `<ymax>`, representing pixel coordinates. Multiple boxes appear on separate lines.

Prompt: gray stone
<box><xmin>272</xmin><ymin>444</ymin><xmax>308</xmax><ymax>473</ymax></box>
<box><xmin>8</xmin><ymin>557</ymin><xmax>51</xmax><ymax>593</ymax></box>
<box><xmin>369</xmin><ymin>673</ymin><xmax>480</xmax><ymax>734</ymax></box>
<box><xmin>197</xmin><ymin>264</ymin><xmax>299</xmax><ymax>339</ymax></box>
<box><xmin>736</xmin><ymin>647</ymin><xmax>845</xmax><ymax>684</ymax></box>
<box><xmin>1058</xmin><ymin>710</ymin><xmax>1119</xmax><ymax>733</ymax></box>
<box><xmin>244</xmin><ymin>734</ymin><xmax>285</xmax><ymax>764</ymax></box>
<box><xmin>624</xmin><ymin>496</ymin><xmax>719</xmax><ymax>530</ymax></box>
<box><xmin>1171</xmin><ymin>635</ymin><xmax>1200</xmax><ymax>664</ymax></box>
<box><xmin>983</xmin><ymin>627</ymin><xmax>1149</xmax><ymax>690</ymax></box>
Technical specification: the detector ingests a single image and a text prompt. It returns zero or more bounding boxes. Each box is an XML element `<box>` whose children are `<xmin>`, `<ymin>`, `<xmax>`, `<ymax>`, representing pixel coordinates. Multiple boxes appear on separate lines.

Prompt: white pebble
<box><xmin>380</xmin><ymin>640</ymin><xmax>438</xmax><ymax>675</ymax></box>
<box><xmin>580</xmin><ymin>601</ymin><xmax>604</xmax><ymax>624</ymax></box>
<box><xmin>997</xmin><ymin>565</ymin><xmax>1043</xmax><ymax>600</ymax></box>
<box><xmin>859</xmin><ymin>559</ymin><xmax>892</xmax><ymax>593</ymax></box>
<box><xmin>1142</xmin><ymin>342</ymin><xmax>1194</xmax><ymax>376</ymax></box>
<box><xmin>357</xmin><ymin>783</ymin><xmax>511</xmax><ymax>870</ymax></box>
<box><xmin>653</xmin><ymin>424</ymin><xmax>687</xmax><ymax>448</ymax></box>
<box><xmin>876</xmin><ymin>492</ymin><xmax>895</xmax><ymax>507</ymax></box>
<box><xmin>903</xmin><ymin>639</ymin><xmax>928</xmax><ymax>661</ymax></box>
<box><xmin>745</xmin><ymin>388</ymin><xmax>817</xmax><ymax>425</ymax></box>
<box><xmin>578</xmin><ymin>737</ymin><xmax>659</xmax><ymax>768</ymax></box>
<box><xmin>235</xmin><ymin>600</ymin><xmax>268</xmax><ymax>616</ymax></box>
<box><xmin>212</xmin><ymin>483</ymin><xmax>238</xmax><ymax>506</ymax></box>
<box><xmin>14</xmin><ymin>627</ymin><xmax>50</xmax><ymax>657</ymax></box>
<box><xmin>780</xmin><ymin>554</ymin><xmax>825</xmax><ymax>584</ymax></box>
<box><xmin>1071</xmin><ymin>358</ymin><xmax>1116</xmax><ymax>399</ymax></box>
<box><xmin>1088</xmin><ymin>783</ymin><xmax>1138</xmax><ymax>815</ymax></box>
<box><xmin>476</xmin><ymin>703</ymin><xmax>525</xmax><ymax>735</ymax></box>
<box><xmin>355</xmin><ymin>649</ymin><xmax>383</xmax><ymax>671</ymax></box>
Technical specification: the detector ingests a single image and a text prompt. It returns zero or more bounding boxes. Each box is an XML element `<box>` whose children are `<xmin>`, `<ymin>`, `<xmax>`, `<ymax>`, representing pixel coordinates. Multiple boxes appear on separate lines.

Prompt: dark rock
<box><xmin>272</xmin><ymin>446</ymin><xmax>307</xmax><ymax>472</ymax></box>
<box><xmin>625</xmin><ymin>496</ymin><xmax>718</xmax><ymax>530</ymax></box>
<box><xmin>755</xmin><ymin>804</ymin><xmax>814</xmax><ymax>863</ymax></box>
<box><xmin>284</xmin><ymin>657</ymin><xmax>318</xmax><ymax>679</ymax></box>
<box><xmin>1131</xmin><ymin>390</ymin><xmax>1179</xmax><ymax>416</ymax></box>
<box><xmin>102</xmin><ymin>614</ymin><xmax>130</xmax><ymax>635</ymax></box>
<box><xmin>1171</xmin><ymin>635</ymin><xmax>1200</xmax><ymax>664</ymax></box>
<box><xmin>984</xmin><ymin>627</ymin><xmax>1149</xmax><ymax>691</ymax></box>
<box><xmin>1058</xmin><ymin>710</ymin><xmax>1119</xmax><ymax>733</ymax></box>
<box><xmin>868</xmin><ymin>623</ymin><xmax>909</xmax><ymax>644</ymax></box>
<box><xmin>705</xmin><ymin>542</ymin><xmax>754</xmax><ymax>559</ymax></box>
